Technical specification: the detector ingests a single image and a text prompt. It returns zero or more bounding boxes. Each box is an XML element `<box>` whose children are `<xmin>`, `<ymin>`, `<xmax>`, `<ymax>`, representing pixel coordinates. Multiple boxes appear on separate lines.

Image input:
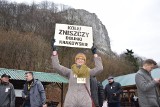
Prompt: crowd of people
<box><xmin>0</xmin><ymin>40</ymin><xmax>160</xmax><ymax>107</ymax></box>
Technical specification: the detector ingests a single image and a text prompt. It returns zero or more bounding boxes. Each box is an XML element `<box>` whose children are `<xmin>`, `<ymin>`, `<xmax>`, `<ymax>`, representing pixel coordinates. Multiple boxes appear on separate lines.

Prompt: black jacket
<box><xmin>90</xmin><ymin>76</ymin><xmax>99</xmax><ymax>107</ymax></box>
<box><xmin>90</xmin><ymin>77</ymin><xmax>105</xmax><ymax>107</ymax></box>
<box><xmin>97</xmin><ymin>81</ymin><xmax>104</xmax><ymax>107</ymax></box>
<box><xmin>104</xmin><ymin>81</ymin><xmax>122</xmax><ymax>103</ymax></box>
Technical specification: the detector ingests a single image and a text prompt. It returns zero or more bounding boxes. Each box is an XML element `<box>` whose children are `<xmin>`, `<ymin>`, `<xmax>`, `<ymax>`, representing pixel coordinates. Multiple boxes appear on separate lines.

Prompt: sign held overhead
<box><xmin>54</xmin><ymin>23</ymin><xmax>93</xmax><ymax>49</ymax></box>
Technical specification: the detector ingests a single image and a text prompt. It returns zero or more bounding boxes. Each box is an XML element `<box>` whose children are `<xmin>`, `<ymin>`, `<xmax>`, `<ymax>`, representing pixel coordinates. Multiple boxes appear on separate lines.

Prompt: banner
<box><xmin>54</xmin><ymin>23</ymin><xmax>93</xmax><ymax>48</ymax></box>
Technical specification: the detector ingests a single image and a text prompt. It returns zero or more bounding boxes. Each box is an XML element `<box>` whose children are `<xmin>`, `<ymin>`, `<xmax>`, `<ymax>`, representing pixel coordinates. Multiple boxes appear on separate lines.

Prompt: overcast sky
<box><xmin>10</xmin><ymin>0</ymin><xmax>160</xmax><ymax>63</ymax></box>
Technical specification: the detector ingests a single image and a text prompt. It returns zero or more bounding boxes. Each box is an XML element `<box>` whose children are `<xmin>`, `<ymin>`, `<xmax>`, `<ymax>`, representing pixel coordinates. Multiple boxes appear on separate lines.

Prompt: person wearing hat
<box><xmin>0</xmin><ymin>73</ymin><xmax>15</xmax><ymax>107</ymax></box>
<box><xmin>104</xmin><ymin>76</ymin><xmax>122</xmax><ymax>107</ymax></box>
<box><xmin>51</xmin><ymin>40</ymin><xmax>103</xmax><ymax>107</ymax></box>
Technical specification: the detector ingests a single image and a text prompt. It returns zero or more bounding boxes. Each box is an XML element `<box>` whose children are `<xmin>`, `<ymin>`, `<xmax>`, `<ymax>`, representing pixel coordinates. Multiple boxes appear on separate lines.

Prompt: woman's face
<box><xmin>76</xmin><ymin>57</ymin><xmax>85</xmax><ymax>66</ymax></box>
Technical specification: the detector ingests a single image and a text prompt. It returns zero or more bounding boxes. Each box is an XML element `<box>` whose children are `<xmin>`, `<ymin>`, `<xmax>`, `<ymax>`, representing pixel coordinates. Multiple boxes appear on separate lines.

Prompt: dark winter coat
<box><xmin>90</xmin><ymin>76</ymin><xmax>99</xmax><ymax>107</ymax></box>
<box><xmin>104</xmin><ymin>81</ymin><xmax>122</xmax><ymax>103</ymax></box>
<box><xmin>0</xmin><ymin>80</ymin><xmax>15</xmax><ymax>107</ymax></box>
<box><xmin>22</xmin><ymin>79</ymin><xmax>46</xmax><ymax>107</ymax></box>
<box><xmin>90</xmin><ymin>77</ymin><xmax>105</xmax><ymax>107</ymax></box>
<box><xmin>97</xmin><ymin>81</ymin><xmax>104</xmax><ymax>107</ymax></box>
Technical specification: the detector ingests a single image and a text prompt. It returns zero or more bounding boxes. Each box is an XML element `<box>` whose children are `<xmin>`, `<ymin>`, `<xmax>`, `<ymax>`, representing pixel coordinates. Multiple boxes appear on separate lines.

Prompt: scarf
<box><xmin>27</xmin><ymin>79</ymin><xmax>34</xmax><ymax>91</ymax></box>
<box><xmin>71</xmin><ymin>64</ymin><xmax>90</xmax><ymax>78</ymax></box>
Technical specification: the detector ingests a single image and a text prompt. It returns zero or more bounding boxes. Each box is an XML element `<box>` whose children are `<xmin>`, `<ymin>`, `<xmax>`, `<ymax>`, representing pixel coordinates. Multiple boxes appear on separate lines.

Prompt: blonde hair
<box><xmin>75</xmin><ymin>53</ymin><xmax>86</xmax><ymax>63</ymax></box>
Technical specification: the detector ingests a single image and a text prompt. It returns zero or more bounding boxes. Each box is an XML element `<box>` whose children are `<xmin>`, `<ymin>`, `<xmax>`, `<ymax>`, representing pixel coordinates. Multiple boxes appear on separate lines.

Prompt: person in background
<box><xmin>90</xmin><ymin>76</ymin><xmax>99</xmax><ymax>107</ymax></box>
<box><xmin>0</xmin><ymin>73</ymin><xmax>15</xmax><ymax>107</ymax></box>
<box><xmin>97</xmin><ymin>81</ymin><xmax>105</xmax><ymax>107</ymax></box>
<box><xmin>135</xmin><ymin>59</ymin><xmax>160</xmax><ymax>107</ymax></box>
<box><xmin>90</xmin><ymin>76</ymin><xmax>105</xmax><ymax>107</ymax></box>
<box><xmin>22</xmin><ymin>72</ymin><xmax>47</xmax><ymax>107</ymax></box>
<box><xmin>104</xmin><ymin>76</ymin><xmax>122</xmax><ymax>107</ymax></box>
<box><xmin>130</xmin><ymin>94</ymin><xmax>139</xmax><ymax>107</ymax></box>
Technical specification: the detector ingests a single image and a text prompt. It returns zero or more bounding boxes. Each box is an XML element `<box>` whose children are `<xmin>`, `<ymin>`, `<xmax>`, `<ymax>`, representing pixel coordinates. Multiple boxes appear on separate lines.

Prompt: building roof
<box><xmin>0</xmin><ymin>68</ymin><xmax>68</xmax><ymax>83</ymax></box>
<box><xmin>102</xmin><ymin>68</ymin><xmax>160</xmax><ymax>88</ymax></box>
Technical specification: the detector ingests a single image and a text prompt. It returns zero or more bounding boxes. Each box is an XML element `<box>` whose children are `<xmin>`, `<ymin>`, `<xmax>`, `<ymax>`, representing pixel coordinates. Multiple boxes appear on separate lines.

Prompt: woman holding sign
<box><xmin>51</xmin><ymin>39</ymin><xmax>103</xmax><ymax>107</ymax></box>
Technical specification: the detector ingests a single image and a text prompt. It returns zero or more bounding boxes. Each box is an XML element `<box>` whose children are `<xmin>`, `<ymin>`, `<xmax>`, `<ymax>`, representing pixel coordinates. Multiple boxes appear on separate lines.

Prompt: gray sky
<box><xmin>10</xmin><ymin>0</ymin><xmax>160</xmax><ymax>63</ymax></box>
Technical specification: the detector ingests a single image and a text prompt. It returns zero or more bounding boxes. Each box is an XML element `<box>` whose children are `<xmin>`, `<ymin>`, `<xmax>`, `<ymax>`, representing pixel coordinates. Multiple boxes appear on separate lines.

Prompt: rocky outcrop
<box><xmin>60</xmin><ymin>9</ymin><xmax>112</xmax><ymax>55</ymax></box>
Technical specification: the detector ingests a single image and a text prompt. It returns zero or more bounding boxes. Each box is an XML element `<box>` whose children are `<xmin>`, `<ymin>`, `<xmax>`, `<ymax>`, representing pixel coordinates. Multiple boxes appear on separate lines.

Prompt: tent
<box><xmin>0</xmin><ymin>68</ymin><xmax>68</xmax><ymax>107</ymax></box>
<box><xmin>102</xmin><ymin>68</ymin><xmax>160</xmax><ymax>88</ymax></box>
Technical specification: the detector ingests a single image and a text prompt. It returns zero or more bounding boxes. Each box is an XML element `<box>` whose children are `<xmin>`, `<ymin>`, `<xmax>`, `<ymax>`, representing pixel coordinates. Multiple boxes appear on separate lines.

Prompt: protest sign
<box><xmin>54</xmin><ymin>23</ymin><xmax>93</xmax><ymax>48</ymax></box>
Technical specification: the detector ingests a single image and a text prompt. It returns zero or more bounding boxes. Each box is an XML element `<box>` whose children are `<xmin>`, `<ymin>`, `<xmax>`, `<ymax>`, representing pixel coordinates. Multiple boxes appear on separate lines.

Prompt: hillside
<box><xmin>0</xmin><ymin>0</ymin><xmax>140</xmax><ymax>105</ymax></box>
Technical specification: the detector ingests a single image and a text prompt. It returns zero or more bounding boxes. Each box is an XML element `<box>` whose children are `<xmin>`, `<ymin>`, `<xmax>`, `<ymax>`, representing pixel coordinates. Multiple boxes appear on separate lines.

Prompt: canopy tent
<box><xmin>102</xmin><ymin>68</ymin><xmax>160</xmax><ymax>105</ymax></box>
<box><xmin>0</xmin><ymin>68</ymin><xmax>68</xmax><ymax>107</ymax></box>
<box><xmin>0</xmin><ymin>68</ymin><xmax>68</xmax><ymax>83</ymax></box>
<box><xmin>102</xmin><ymin>68</ymin><xmax>160</xmax><ymax>88</ymax></box>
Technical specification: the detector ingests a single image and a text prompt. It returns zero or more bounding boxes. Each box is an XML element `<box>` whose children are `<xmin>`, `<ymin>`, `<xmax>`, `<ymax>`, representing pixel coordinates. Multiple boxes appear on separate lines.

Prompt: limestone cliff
<box><xmin>59</xmin><ymin>9</ymin><xmax>112</xmax><ymax>55</ymax></box>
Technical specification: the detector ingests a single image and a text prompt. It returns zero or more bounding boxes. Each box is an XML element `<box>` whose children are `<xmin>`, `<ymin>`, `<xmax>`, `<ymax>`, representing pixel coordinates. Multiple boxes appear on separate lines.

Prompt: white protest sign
<box><xmin>54</xmin><ymin>23</ymin><xmax>93</xmax><ymax>48</ymax></box>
